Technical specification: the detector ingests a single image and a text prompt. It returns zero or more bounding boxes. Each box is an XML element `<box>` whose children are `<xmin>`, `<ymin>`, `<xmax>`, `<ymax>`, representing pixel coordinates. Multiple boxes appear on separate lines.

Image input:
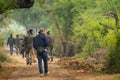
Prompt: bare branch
<box><xmin>99</xmin><ymin>22</ymin><xmax>114</xmax><ymax>30</ymax></box>
<box><xmin>104</xmin><ymin>11</ymin><xmax>119</xmax><ymax>29</ymax></box>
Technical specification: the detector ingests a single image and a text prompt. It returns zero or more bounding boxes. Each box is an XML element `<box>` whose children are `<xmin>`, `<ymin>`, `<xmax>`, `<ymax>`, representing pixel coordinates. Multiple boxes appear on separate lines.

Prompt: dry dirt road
<box><xmin>0</xmin><ymin>50</ymin><xmax>78</xmax><ymax>80</ymax></box>
<box><xmin>0</xmin><ymin>50</ymin><xmax>119</xmax><ymax>80</ymax></box>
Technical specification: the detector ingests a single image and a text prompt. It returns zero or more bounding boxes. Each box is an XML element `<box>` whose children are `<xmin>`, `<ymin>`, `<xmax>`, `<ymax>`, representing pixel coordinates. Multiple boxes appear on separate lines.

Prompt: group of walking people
<box><xmin>7</xmin><ymin>28</ymin><xmax>54</xmax><ymax>77</ymax></box>
<box><xmin>7</xmin><ymin>34</ymin><xmax>20</xmax><ymax>56</ymax></box>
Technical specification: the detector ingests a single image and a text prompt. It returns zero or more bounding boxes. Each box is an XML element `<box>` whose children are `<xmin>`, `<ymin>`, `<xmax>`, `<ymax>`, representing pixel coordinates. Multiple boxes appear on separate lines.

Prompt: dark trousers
<box><xmin>37</xmin><ymin>51</ymin><xmax>48</xmax><ymax>74</ymax></box>
<box><xmin>9</xmin><ymin>45</ymin><xmax>14</xmax><ymax>55</ymax></box>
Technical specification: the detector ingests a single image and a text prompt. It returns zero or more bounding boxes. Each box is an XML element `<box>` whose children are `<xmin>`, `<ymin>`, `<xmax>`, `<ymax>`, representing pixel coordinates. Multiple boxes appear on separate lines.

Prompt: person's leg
<box><xmin>32</xmin><ymin>49</ymin><xmax>36</xmax><ymax>63</ymax></box>
<box><xmin>26</xmin><ymin>53</ymin><xmax>29</xmax><ymax>65</ymax></box>
<box><xmin>21</xmin><ymin>49</ymin><xmax>24</xmax><ymax>58</ymax></box>
<box><xmin>43</xmin><ymin>51</ymin><xmax>48</xmax><ymax>73</ymax></box>
<box><xmin>10</xmin><ymin>45</ymin><xmax>13</xmax><ymax>55</ymax></box>
<box><xmin>24</xmin><ymin>50</ymin><xmax>26</xmax><ymax>58</ymax></box>
<box><xmin>16</xmin><ymin>46</ymin><xmax>18</xmax><ymax>55</ymax></box>
<box><xmin>29</xmin><ymin>49</ymin><xmax>33</xmax><ymax>65</ymax></box>
<box><xmin>37</xmin><ymin>56</ymin><xmax>43</xmax><ymax>74</ymax></box>
<box><xmin>25</xmin><ymin>48</ymin><xmax>30</xmax><ymax>65</ymax></box>
<box><xmin>50</xmin><ymin>46</ymin><xmax>53</xmax><ymax>62</ymax></box>
<box><xmin>46</xmin><ymin>47</ymin><xmax>50</xmax><ymax>61</ymax></box>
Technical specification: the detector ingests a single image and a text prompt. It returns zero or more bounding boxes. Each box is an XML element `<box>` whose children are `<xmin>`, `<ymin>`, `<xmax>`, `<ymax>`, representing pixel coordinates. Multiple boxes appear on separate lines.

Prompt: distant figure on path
<box><xmin>15</xmin><ymin>34</ymin><xmax>20</xmax><ymax>55</ymax></box>
<box><xmin>24</xmin><ymin>29</ymin><xmax>34</xmax><ymax>65</ymax></box>
<box><xmin>7</xmin><ymin>34</ymin><xmax>15</xmax><ymax>56</ymax></box>
<box><xmin>46</xmin><ymin>31</ymin><xmax>54</xmax><ymax>62</ymax></box>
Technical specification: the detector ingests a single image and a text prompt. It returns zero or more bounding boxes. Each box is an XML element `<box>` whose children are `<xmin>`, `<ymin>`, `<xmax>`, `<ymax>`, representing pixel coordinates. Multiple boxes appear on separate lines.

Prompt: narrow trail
<box><xmin>0</xmin><ymin>47</ymin><xmax>118</xmax><ymax>80</ymax></box>
<box><xmin>0</xmin><ymin>48</ymin><xmax>77</xmax><ymax>80</ymax></box>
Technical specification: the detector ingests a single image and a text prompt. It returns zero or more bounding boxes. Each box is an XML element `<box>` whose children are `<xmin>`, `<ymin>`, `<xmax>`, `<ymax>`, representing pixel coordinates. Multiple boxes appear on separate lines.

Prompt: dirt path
<box><xmin>0</xmin><ymin>48</ymin><xmax>119</xmax><ymax>80</ymax></box>
<box><xmin>0</xmin><ymin>50</ymin><xmax>77</xmax><ymax>80</ymax></box>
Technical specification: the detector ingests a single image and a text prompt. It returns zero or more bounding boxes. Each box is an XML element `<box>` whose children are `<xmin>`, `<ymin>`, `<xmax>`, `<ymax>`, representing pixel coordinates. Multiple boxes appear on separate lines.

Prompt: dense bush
<box><xmin>0</xmin><ymin>51</ymin><xmax>8</xmax><ymax>62</ymax></box>
<box><xmin>0</xmin><ymin>48</ymin><xmax>11</xmax><ymax>69</ymax></box>
<box><xmin>0</xmin><ymin>51</ymin><xmax>6</xmax><ymax>68</ymax></box>
<box><xmin>105</xmin><ymin>31</ymin><xmax>120</xmax><ymax>73</ymax></box>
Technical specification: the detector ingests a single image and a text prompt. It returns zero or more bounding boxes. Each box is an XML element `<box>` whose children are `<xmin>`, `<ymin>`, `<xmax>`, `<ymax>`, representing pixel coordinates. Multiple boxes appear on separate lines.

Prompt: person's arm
<box><xmin>33</xmin><ymin>37</ymin><xmax>38</xmax><ymax>50</ymax></box>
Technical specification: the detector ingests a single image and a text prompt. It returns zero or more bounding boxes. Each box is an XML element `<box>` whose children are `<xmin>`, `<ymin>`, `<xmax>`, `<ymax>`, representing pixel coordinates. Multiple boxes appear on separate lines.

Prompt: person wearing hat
<box><xmin>33</xmin><ymin>28</ymin><xmax>49</xmax><ymax>77</ymax></box>
<box><xmin>24</xmin><ymin>28</ymin><xmax>34</xmax><ymax>65</ymax></box>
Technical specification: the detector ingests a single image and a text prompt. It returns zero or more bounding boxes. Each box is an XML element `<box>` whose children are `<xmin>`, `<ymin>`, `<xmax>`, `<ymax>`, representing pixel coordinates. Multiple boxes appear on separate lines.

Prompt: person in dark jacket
<box><xmin>7</xmin><ymin>34</ymin><xmax>15</xmax><ymax>55</ymax></box>
<box><xmin>33</xmin><ymin>28</ymin><xmax>48</xmax><ymax>77</ymax></box>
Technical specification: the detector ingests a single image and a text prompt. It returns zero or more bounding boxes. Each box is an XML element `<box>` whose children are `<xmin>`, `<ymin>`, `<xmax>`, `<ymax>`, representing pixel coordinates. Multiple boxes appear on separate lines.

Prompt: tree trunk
<box><xmin>47</xmin><ymin>11</ymin><xmax>66</xmax><ymax>55</ymax></box>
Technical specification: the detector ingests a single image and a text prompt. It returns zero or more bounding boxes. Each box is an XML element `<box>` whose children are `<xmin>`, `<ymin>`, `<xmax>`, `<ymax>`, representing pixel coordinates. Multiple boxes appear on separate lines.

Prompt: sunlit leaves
<box><xmin>0</xmin><ymin>20</ymin><xmax>26</xmax><ymax>42</ymax></box>
<box><xmin>0</xmin><ymin>0</ymin><xmax>17</xmax><ymax>13</ymax></box>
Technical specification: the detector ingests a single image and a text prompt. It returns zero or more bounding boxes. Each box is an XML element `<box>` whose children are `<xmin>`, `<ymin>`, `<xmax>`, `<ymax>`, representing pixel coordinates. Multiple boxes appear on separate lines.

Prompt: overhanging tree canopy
<box><xmin>0</xmin><ymin>0</ymin><xmax>34</xmax><ymax>14</ymax></box>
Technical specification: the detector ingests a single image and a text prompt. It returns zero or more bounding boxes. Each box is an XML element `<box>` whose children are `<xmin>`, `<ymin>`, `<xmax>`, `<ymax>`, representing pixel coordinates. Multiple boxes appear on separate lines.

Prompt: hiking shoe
<box><xmin>40</xmin><ymin>74</ymin><xmax>44</xmax><ymax>77</ymax></box>
<box><xmin>44</xmin><ymin>72</ymin><xmax>49</xmax><ymax>76</ymax></box>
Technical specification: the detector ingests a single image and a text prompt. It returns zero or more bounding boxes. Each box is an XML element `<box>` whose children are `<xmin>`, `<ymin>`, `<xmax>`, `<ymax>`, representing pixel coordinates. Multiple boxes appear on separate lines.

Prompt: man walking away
<box><xmin>33</xmin><ymin>28</ymin><xmax>49</xmax><ymax>77</ymax></box>
<box><xmin>46</xmin><ymin>31</ymin><xmax>54</xmax><ymax>62</ymax></box>
<box><xmin>24</xmin><ymin>29</ymin><xmax>34</xmax><ymax>65</ymax></box>
<box><xmin>7</xmin><ymin>34</ymin><xmax>15</xmax><ymax>56</ymax></box>
<box><xmin>15</xmin><ymin>34</ymin><xmax>20</xmax><ymax>55</ymax></box>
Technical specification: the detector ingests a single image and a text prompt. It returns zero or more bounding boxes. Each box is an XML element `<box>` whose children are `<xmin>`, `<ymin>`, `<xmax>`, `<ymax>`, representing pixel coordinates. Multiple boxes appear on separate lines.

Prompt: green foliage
<box><xmin>105</xmin><ymin>31</ymin><xmax>120</xmax><ymax>73</ymax></box>
<box><xmin>0</xmin><ymin>13</ymin><xmax>12</xmax><ymax>28</ymax></box>
<box><xmin>0</xmin><ymin>50</ymin><xmax>11</xmax><ymax>69</ymax></box>
<box><xmin>0</xmin><ymin>19</ymin><xmax>26</xmax><ymax>41</ymax></box>
<box><xmin>11</xmin><ymin>3</ymin><xmax>51</xmax><ymax>32</ymax></box>
<box><xmin>0</xmin><ymin>37</ymin><xmax>3</xmax><ymax>47</ymax></box>
<box><xmin>54</xmin><ymin>0</ymin><xmax>76</xmax><ymax>40</ymax></box>
<box><xmin>0</xmin><ymin>0</ymin><xmax>17</xmax><ymax>13</ymax></box>
<box><xmin>0</xmin><ymin>51</ymin><xmax>8</xmax><ymax>62</ymax></box>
